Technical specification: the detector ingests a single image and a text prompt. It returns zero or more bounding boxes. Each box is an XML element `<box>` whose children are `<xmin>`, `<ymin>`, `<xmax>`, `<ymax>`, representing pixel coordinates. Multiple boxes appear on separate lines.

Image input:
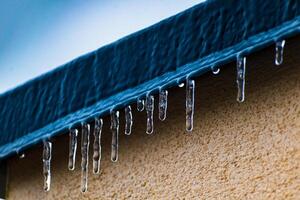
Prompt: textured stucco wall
<box><xmin>6</xmin><ymin>36</ymin><xmax>300</xmax><ymax>199</ymax></box>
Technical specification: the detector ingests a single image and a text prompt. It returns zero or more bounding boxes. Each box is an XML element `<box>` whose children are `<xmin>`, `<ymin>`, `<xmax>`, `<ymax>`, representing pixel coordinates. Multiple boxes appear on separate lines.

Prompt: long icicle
<box><xmin>111</xmin><ymin>110</ymin><xmax>120</xmax><ymax>162</ymax></box>
<box><xmin>275</xmin><ymin>40</ymin><xmax>285</xmax><ymax>66</ymax></box>
<box><xmin>146</xmin><ymin>94</ymin><xmax>154</xmax><ymax>134</ymax></box>
<box><xmin>68</xmin><ymin>128</ymin><xmax>78</xmax><ymax>170</ymax></box>
<box><xmin>81</xmin><ymin>122</ymin><xmax>90</xmax><ymax>193</ymax></box>
<box><xmin>236</xmin><ymin>56</ymin><xmax>246</xmax><ymax>102</ymax></box>
<box><xmin>93</xmin><ymin>118</ymin><xmax>103</xmax><ymax>174</ymax></box>
<box><xmin>186</xmin><ymin>79</ymin><xmax>195</xmax><ymax>132</ymax></box>
<box><xmin>43</xmin><ymin>139</ymin><xmax>52</xmax><ymax>192</ymax></box>
<box><xmin>125</xmin><ymin>106</ymin><xmax>133</xmax><ymax>135</ymax></box>
<box><xmin>158</xmin><ymin>89</ymin><xmax>168</xmax><ymax>121</ymax></box>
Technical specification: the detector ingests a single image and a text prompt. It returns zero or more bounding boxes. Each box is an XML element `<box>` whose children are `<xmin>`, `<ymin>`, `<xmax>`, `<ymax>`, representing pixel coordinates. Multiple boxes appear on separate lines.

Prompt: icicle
<box><xmin>275</xmin><ymin>40</ymin><xmax>285</xmax><ymax>66</ymax></box>
<box><xmin>236</xmin><ymin>56</ymin><xmax>246</xmax><ymax>102</ymax></box>
<box><xmin>81</xmin><ymin>122</ymin><xmax>90</xmax><ymax>193</ymax></box>
<box><xmin>137</xmin><ymin>98</ymin><xmax>145</xmax><ymax>111</ymax></box>
<box><xmin>186</xmin><ymin>79</ymin><xmax>195</xmax><ymax>132</ymax></box>
<box><xmin>125</xmin><ymin>106</ymin><xmax>133</xmax><ymax>135</ymax></box>
<box><xmin>68</xmin><ymin>128</ymin><xmax>78</xmax><ymax>170</ymax></box>
<box><xmin>110</xmin><ymin>110</ymin><xmax>119</xmax><ymax>162</ymax></box>
<box><xmin>178</xmin><ymin>83</ymin><xmax>185</xmax><ymax>87</ymax></box>
<box><xmin>158</xmin><ymin>89</ymin><xmax>168</xmax><ymax>121</ymax></box>
<box><xmin>146</xmin><ymin>94</ymin><xmax>154</xmax><ymax>134</ymax></box>
<box><xmin>93</xmin><ymin>118</ymin><xmax>103</xmax><ymax>174</ymax></box>
<box><xmin>211</xmin><ymin>65</ymin><xmax>220</xmax><ymax>75</ymax></box>
<box><xmin>42</xmin><ymin>140</ymin><xmax>52</xmax><ymax>192</ymax></box>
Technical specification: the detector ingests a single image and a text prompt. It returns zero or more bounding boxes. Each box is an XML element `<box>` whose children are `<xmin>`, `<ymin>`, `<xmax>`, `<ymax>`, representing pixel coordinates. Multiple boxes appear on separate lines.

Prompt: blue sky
<box><xmin>0</xmin><ymin>0</ymin><xmax>204</xmax><ymax>93</ymax></box>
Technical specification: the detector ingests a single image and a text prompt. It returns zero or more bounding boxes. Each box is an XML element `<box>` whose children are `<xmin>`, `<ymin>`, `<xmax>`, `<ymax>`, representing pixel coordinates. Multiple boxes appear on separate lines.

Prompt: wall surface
<box><xmin>6</xmin><ymin>36</ymin><xmax>300</xmax><ymax>199</ymax></box>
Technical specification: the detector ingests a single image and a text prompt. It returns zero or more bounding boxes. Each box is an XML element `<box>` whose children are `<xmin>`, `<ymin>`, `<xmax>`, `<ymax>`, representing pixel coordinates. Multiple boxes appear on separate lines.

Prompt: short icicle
<box><xmin>275</xmin><ymin>40</ymin><xmax>285</xmax><ymax>66</ymax></box>
<box><xmin>211</xmin><ymin>65</ymin><xmax>220</xmax><ymax>75</ymax></box>
<box><xmin>186</xmin><ymin>79</ymin><xmax>195</xmax><ymax>132</ymax></box>
<box><xmin>236</xmin><ymin>56</ymin><xmax>246</xmax><ymax>102</ymax></box>
<box><xmin>111</xmin><ymin>110</ymin><xmax>120</xmax><ymax>162</ymax></box>
<box><xmin>137</xmin><ymin>98</ymin><xmax>145</xmax><ymax>111</ymax></box>
<box><xmin>125</xmin><ymin>106</ymin><xmax>133</xmax><ymax>135</ymax></box>
<box><xmin>178</xmin><ymin>83</ymin><xmax>185</xmax><ymax>87</ymax></box>
<box><xmin>68</xmin><ymin>128</ymin><xmax>78</xmax><ymax>170</ymax></box>
<box><xmin>93</xmin><ymin>118</ymin><xmax>103</xmax><ymax>174</ymax></box>
<box><xmin>146</xmin><ymin>94</ymin><xmax>154</xmax><ymax>134</ymax></box>
<box><xmin>81</xmin><ymin>122</ymin><xmax>90</xmax><ymax>193</ymax></box>
<box><xmin>158</xmin><ymin>89</ymin><xmax>168</xmax><ymax>121</ymax></box>
<box><xmin>42</xmin><ymin>139</ymin><xmax>52</xmax><ymax>192</ymax></box>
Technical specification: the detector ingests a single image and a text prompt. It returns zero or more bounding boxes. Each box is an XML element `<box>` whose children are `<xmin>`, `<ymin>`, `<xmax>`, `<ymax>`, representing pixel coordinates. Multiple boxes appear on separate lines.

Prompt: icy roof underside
<box><xmin>0</xmin><ymin>0</ymin><xmax>299</xmax><ymax>159</ymax></box>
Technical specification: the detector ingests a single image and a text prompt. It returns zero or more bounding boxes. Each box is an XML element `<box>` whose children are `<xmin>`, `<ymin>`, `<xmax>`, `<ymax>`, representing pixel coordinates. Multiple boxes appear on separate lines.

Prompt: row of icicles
<box><xmin>40</xmin><ymin>40</ymin><xmax>285</xmax><ymax>192</ymax></box>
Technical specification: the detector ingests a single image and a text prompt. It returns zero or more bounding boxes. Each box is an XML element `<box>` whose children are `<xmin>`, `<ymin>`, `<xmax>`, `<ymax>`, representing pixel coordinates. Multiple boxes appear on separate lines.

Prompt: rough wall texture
<box><xmin>7</xmin><ymin>36</ymin><xmax>300</xmax><ymax>199</ymax></box>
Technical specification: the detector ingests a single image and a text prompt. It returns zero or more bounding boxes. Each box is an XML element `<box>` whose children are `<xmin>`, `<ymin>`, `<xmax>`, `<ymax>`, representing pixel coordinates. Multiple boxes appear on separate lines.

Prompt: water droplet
<box><xmin>137</xmin><ymin>98</ymin><xmax>145</xmax><ymax>111</ymax></box>
<box><xmin>275</xmin><ymin>40</ymin><xmax>285</xmax><ymax>66</ymax></box>
<box><xmin>16</xmin><ymin>150</ymin><xmax>25</xmax><ymax>159</ymax></box>
<box><xmin>42</xmin><ymin>140</ymin><xmax>52</xmax><ymax>192</ymax></box>
<box><xmin>178</xmin><ymin>83</ymin><xmax>185</xmax><ymax>88</ymax></box>
<box><xmin>81</xmin><ymin>122</ymin><xmax>90</xmax><ymax>193</ymax></box>
<box><xmin>211</xmin><ymin>66</ymin><xmax>220</xmax><ymax>75</ymax></box>
<box><xmin>110</xmin><ymin>110</ymin><xmax>119</xmax><ymax>162</ymax></box>
<box><xmin>146</xmin><ymin>95</ymin><xmax>154</xmax><ymax>134</ymax></box>
<box><xmin>93</xmin><ymin>118</ymin><xmax>103</xmax><ymax>174</ymax></box>
<box><xmin>186</xmin><ymin>79</ymin><xmax>195</xmax><ymax>132</ymax></box>
<box><xmin>19</xmin><ymin>153</ymin><xmax>25</xmax><ymax>159</ymax></box>
<box><xmin>68</xmin><ymin>128</ymin><xmax>78</xmax><ymax>171</ymax></box>
<box><xmin>158</xmin><ymin>89</ymin><xmax>168</xmax><ymax>121</ymax></box>
<box><xmin>125</xmin><ymin>106</ymin><xmax>133</xmax><ymax>135</ymax></box>
<box><xmin>236</xmin><ymin>56</ymin><xmax>246</xmax><ymax>102</ymax></box>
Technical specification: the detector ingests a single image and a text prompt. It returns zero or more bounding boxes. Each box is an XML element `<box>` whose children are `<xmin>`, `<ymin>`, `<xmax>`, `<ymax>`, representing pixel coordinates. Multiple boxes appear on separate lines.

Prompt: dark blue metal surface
<box><xmin>0</xmin><ymin>0</ymin><xmax>299</xmax><ymax>159</ymax></box>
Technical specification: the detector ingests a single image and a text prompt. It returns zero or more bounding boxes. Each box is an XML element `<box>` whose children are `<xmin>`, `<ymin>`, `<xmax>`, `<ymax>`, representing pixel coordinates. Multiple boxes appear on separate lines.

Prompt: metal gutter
<box><xmin>0</xmin><ymin>0</ymin><xmax>299</xmax><ymax>159</ymax></box>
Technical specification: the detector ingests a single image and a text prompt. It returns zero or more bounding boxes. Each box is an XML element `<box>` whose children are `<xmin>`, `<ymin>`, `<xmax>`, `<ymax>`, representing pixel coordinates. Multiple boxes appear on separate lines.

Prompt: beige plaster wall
<box><xmin>6</xmin><ymin>36</ymin><xmax>300</xmax><ymax>199</ymax></box>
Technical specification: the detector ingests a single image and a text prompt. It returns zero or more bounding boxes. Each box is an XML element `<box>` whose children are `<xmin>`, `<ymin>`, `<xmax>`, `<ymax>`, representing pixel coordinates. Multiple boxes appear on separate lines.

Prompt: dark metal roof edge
<box><xmin>0</xmin><ymin>0</ymin><xmax>299</xmax><ymax>159</ymax></box>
